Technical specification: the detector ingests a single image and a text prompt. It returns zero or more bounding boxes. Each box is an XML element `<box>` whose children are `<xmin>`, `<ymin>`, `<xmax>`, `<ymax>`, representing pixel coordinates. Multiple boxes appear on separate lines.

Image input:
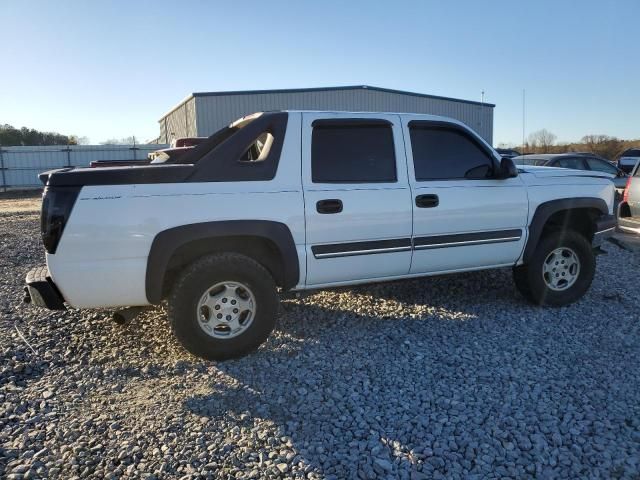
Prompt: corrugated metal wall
<box><xmin>190</xmin><ymin>89</ymin><xmax>493</xmax><ymax>143</ymax></box>
<box><xmin>159</xmin><ymin>97</ymin><xmax>197</xmax><ymax>144</ymax></box>
<box><xmin>0</xmin><ymin>144</ymin><xmax>167</xmax><ymax>189</ymax></box>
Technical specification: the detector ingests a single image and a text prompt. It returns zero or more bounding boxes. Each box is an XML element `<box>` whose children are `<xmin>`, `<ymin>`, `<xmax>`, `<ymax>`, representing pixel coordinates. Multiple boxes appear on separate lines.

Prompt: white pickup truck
<box><xmin>26</xmin><ymin>111</ymin><xmax>616</xmax><ymax>360</ymax></box>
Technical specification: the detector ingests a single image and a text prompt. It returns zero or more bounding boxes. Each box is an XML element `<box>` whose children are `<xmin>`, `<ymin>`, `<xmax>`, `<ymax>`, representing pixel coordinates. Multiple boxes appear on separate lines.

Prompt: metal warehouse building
<box><xmin>157</xmin><ymin>85</ymin><xmax>494</xmax><ymax>144</ymax></box>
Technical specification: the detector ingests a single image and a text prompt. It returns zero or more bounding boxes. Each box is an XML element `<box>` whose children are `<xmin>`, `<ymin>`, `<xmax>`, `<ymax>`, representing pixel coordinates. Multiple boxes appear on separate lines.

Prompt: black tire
<box><xmin>512</xmin><ymin>230</ymin><xmax>595</xmax><ymax>307</ymax></box>
<box><xmin>167</xmin><ymin>253</ymin><xmax>278</xmax><ymax>360</ymax></box>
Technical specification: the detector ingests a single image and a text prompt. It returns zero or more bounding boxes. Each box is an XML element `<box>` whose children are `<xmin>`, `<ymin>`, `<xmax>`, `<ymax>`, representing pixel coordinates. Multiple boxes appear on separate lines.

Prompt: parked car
<box><xmin>26</xmin><ymin>111</ymin><xmax>616</xmax><ymax>360</ymax></box>
<box><xmin>496</xmin><ymin>148</ymin><xmax>521</xmax><ymax>159</ymax></box>
<box><xmin>617</xmin><ymin>148</ymin><xmax>640</xmax><ymax>174</ymax></box>
<box><xmin>618</xmin><ymin>162</ymin><xmax>640</xmax><ymax>234</ymax></box>
<box><xmin>513</xmin><ymin>153</ymin><xmax>628</xmax><ymax>190</ymax></box>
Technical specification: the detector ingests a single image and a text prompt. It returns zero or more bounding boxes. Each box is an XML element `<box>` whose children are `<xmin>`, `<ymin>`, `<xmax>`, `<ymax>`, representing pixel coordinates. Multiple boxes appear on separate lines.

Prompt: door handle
<box><xmin>316</xmin><ymin>199</ymin><xmax>343</xmax><ymax>214</ymax></box>
<box><xmin>415</xmin><ymin>194</ymin><xmax>439</xmax><ymax>208</ymax></box>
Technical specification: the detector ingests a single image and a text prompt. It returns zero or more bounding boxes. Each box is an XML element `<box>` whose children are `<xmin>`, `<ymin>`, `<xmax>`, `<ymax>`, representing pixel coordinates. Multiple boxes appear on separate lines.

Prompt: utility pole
<box><xmin>132</xmin><ymin>135</ymin><xmax>137</xmax><ymax>161</ymax></box>
<box><xmin>480</xmin><ymin>90</ymin><xmax>485</xmax><ymax>132</ymax></box>
<box><xmin>522</xmin><ymin>89</ymin><xmax>526</xmax><ymax>152</ymax></box>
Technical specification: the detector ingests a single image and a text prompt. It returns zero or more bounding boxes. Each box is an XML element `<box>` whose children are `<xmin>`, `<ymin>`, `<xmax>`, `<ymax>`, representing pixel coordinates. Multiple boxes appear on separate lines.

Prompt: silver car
<box><xmin>514</xmin><ymin>153</ymin><xmax>628</xmax><ymax>190</ymax></box>
<box><xmin>619</xmin><ymin>162</ymin><xmax>640</xmax><ymax>234</ymax></box>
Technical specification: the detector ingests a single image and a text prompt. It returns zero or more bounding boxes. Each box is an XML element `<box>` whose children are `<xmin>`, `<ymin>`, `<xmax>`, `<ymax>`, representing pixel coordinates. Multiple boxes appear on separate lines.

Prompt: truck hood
<box><xmin>518</xmin><ymin>165</ymin><xmax>614</xmax><ymax>180</ymax></box>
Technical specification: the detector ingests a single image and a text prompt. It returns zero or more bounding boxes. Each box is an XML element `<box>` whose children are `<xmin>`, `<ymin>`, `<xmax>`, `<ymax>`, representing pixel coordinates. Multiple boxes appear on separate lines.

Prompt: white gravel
<box><xmin>1</xmin><ymin>210</ymin><xmax>639</xmax><ymax>479</ymax></box>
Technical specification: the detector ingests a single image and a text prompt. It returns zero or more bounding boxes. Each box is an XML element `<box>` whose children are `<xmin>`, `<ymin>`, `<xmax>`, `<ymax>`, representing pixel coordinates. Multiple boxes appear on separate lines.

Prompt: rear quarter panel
<box><xmin>47</xmin><ymin>113</ymin><xmax>305</xmax><ymax>308</ymax></box>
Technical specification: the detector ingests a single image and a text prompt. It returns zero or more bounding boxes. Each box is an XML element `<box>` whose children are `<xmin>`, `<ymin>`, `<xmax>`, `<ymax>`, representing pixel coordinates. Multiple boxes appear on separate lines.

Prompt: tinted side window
<box><xmin>410</xmin><ymin>126</ymin><xmax>494</xmax><ymax>180</ymax></box>
<box><xmin>312</xmin><ymin>124</ymin><xmax>396</xmax><ymax>183</ymax></box>
<box><xmin>555</xmin><ymin>158</ymin><xmax>586</xmax><ymax>170</ymax></box>
<box><xmin>585</xmin><ymin>158</ymin><xmax>618</xmax><ymax>174</ymax></box>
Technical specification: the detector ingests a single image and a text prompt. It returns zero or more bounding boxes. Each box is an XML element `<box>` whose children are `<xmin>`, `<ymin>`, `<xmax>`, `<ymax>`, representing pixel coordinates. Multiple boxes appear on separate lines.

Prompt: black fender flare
<box><xmin>523</xmin><ymin>197</ymin><xmax>608</xmax><ymax>263</ymax></box>
<box><xmin>145</xmin><ymin>220</ymin><xmax>299</xmax><ymax>304</ymax></box>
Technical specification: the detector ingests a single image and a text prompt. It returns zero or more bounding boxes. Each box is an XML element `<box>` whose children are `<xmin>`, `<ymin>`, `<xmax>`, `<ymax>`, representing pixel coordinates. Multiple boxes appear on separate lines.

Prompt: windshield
<box><xmin>622</xmin><ymin>149</ymin><xmax>640</xmax><ymax>157</ymax></box>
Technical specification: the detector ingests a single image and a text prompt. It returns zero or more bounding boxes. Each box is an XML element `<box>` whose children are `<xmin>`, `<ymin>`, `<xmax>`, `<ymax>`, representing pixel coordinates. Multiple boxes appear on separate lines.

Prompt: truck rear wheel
<box><xmin>167</xmin><ymin>253</ymin><xmax>278</xmax><ymax>360</ymax></box>
<box><xmin>513</xmin><ymin>230</ymin><xmax>595</xmax><ymax>306</ymax></box>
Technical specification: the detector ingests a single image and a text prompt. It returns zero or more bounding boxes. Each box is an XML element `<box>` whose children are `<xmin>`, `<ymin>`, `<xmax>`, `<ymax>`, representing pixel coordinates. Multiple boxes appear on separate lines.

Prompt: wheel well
<box><xmin>542</xmin><ymin>207</ymin><xmax>601</xmax><ymax>241</ymax></box>
<box><xmin>161</xmin><ymin>236</ymin><xmax>285</xmax><ymax>299</ymax></box>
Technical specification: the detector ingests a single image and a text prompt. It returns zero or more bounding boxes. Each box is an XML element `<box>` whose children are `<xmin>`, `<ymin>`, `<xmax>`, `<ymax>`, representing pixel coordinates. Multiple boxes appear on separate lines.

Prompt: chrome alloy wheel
<box><xmin>542</xmin><ymin>247</ymin><xmax>581</xmax><ymax>291</ymax></box>
<box><xmin>196</xmin><ymin>281</ymin><xmax>256</xmax><ymax>339</ymax></box>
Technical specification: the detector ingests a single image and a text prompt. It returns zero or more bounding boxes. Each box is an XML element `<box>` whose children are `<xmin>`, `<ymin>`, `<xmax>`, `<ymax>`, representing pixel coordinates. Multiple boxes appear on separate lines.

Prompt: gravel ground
<box><xmin>1</xmin><ymin>211</ymin><xmax>639</xmax><ymax>480</ymax></box>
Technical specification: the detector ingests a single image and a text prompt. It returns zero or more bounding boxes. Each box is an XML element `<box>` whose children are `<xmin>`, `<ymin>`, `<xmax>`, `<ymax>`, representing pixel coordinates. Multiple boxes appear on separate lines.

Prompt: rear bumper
<box><xmin>592</xmin><ymin>215</ymin><xmax>617</xmax><ymax>247</ymax></box>
<box><xmin>24</xmin><ymin>266</ymin><xmax>66</xmax><ymax>310</ymax></box>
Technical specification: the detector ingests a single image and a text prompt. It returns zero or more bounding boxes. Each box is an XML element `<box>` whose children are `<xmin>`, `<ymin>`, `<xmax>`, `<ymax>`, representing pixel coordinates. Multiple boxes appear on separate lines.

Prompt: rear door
<box><xmin>402</xmin><ymin>117</ymin><xmax>528</xmax><ymax>274</ymax></box>
<box><xmin>302</xmin><ymin>113</ymin><xmax>412</xmax><ymax>286</ymax></box>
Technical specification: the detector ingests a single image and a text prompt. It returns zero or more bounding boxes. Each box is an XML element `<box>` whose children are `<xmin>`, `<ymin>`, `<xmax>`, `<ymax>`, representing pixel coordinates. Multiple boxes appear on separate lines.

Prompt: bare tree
<box><xmin>580</xmin><ymin>134</ymin><xmax>624</xmax><ymax>160</ymax></box>
<box><xmin>100</xmin><ymin>136</ymin><xmax>137</xmax><ymax>145</ymax></box>
<box><xmin>497</xmin><ymin>142</ymin><xmax>519</xmax><ymax>149</ymax></box>
<box><xmin>528</xmin><ymin>129</ymin><xmax>557</xmax><ymax>153</ymax></box>
<box><xmin>68</xmin><ymin>135</ymin><xmax>90</xmax><ymax>145</ymax></box>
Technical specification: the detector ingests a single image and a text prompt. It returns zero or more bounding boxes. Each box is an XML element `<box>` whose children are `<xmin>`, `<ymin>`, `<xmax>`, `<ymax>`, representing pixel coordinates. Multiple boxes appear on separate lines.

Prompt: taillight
<box><xmin>622</xmin><ymin>176</ymin><xmax>632</xmax><ymax>204</ymax></box>
<box><xmin>41</xmin><ymin>186</ymin><xmax>80</xmax><ymax>254</ymax></box>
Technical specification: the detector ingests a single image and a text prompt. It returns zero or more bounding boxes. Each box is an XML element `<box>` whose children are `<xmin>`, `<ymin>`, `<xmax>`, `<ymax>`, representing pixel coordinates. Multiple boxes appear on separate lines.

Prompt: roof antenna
<box><xmin>480</xmin><ymin>90</ymin><xmax>485</xmax><ymax>133</ymax></box>
<box><xmin>522</xmin><ymin>89</ymin><xmax>526</xmax><ymax>153</ymax></box>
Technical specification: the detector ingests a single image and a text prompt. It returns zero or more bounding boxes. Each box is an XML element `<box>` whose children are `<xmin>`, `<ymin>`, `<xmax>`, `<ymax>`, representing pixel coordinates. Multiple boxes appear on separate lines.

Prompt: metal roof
<box><xmin>190</xmin><ymin>85</ymin><xmax>495</xmax><ymax>108</ymax></box>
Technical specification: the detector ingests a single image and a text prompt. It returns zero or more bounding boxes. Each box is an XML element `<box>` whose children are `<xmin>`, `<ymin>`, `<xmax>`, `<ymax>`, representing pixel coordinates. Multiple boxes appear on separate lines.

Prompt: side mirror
<box><xmin>497</xmin><ymin>157</ymin><xmax>518</xmax><ymax>179</ymax></box>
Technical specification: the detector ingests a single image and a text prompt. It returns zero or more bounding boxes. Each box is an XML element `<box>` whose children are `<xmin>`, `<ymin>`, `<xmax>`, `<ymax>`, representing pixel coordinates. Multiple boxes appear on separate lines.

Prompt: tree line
<box><xmin>0</xmin><ymin>124</ymin><xmax>138</xmax><ymax>147</ymax></box>
<box><xmin>0</xmin><ymin>124</ymin><xmax>85</xmax><ymax>146</ymax></box>
<box><xmin>500</xmin><ymin>129</ymin><xmax>640</xmax><ymax>160</ymax></box>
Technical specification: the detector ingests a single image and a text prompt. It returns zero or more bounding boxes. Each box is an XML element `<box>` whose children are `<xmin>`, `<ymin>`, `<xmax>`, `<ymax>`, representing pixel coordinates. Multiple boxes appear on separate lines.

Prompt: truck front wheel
<box><xmin>513</xmin><ymin>230</ymin><xmax>595</xmax><ymax>306</ymax></box>
<box><xmin>167</xmin><ymin>253</ymin><xmax>279</xmax><ymax>360</ymax></box>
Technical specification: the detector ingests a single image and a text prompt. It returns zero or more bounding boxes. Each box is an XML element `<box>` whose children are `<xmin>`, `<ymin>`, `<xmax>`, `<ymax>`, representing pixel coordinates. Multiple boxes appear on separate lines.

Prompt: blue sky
<box><xmin>1</xmin><ymin>0</ymin><xmax>638</xmax><ymax>145</ymax></box>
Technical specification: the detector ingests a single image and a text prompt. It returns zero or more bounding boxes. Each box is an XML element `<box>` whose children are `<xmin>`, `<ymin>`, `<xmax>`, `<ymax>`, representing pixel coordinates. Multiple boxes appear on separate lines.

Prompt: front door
<box><xmin>302</xmin><ymin>113</ymin><xmax>413</xmax><ymax>286</ymax></box>
<box><xmin>402</xmin><ymin>117</ymin><xmax>529</xmax><ymax>274</ymax></box>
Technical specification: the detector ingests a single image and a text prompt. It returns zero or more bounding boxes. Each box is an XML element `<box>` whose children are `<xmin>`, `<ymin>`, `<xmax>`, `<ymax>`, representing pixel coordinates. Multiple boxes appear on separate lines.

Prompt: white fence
<box><xmin>0</xmin><ymin>144</ymin><xmax>168</xmax><ymax>190</ymax></box>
